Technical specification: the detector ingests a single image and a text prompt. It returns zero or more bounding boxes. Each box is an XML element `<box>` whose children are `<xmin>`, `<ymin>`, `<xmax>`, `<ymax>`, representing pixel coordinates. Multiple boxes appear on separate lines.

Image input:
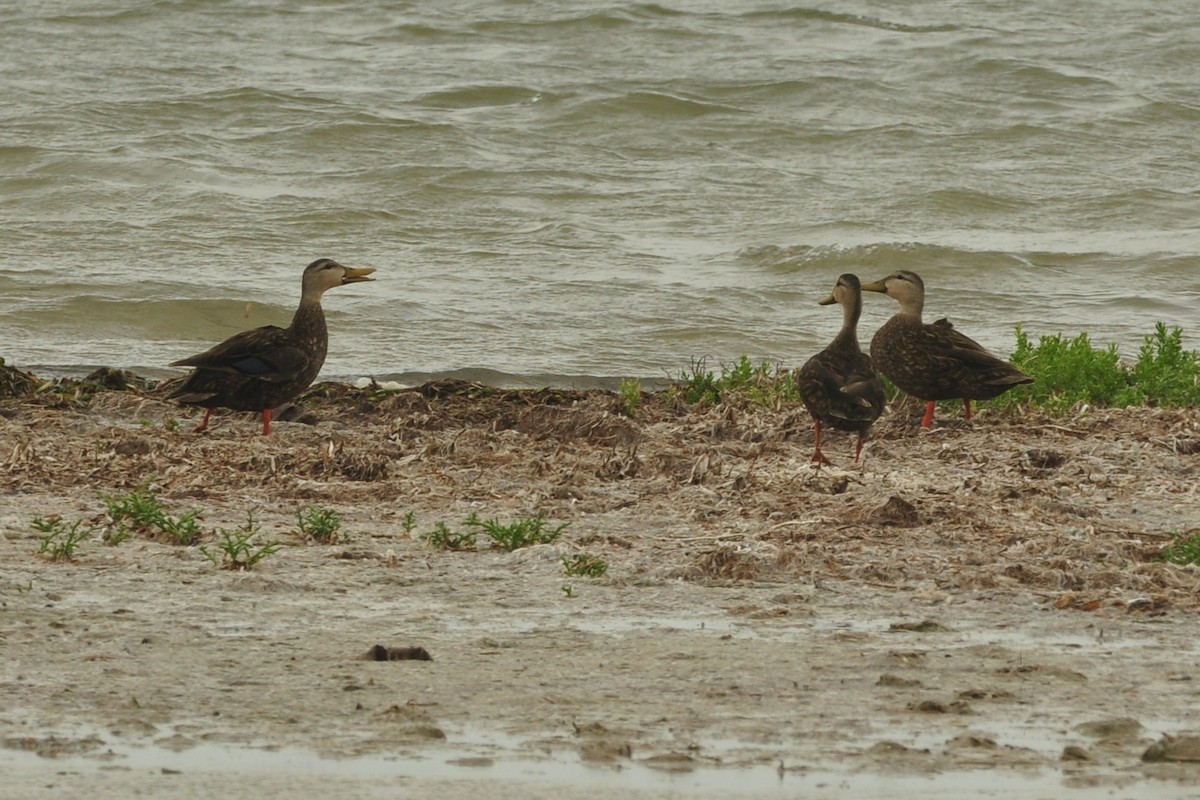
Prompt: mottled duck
<box><xmin>797</xmin><ymin>273</ymin><xmax>886</xmax><ymax>464</ymax></box>
<box><xmin>168</xmin><ymin>258</ymin><xmax>375</xmax><ymax>434</ymax></box>
<box><xmin>860</xmin><ymin>270</ymin><xmax>1032</xmax><ymax>428</ymax></box>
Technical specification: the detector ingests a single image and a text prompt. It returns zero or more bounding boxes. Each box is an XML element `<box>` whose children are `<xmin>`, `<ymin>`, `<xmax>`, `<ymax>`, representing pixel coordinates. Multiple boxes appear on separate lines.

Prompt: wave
<box><xmin>557</xmin><ymin>89</ymin><xmax>746</xmax><ymax>123</ymax></box>
<box><xmin>417</xmin><ymin>84</ymin><xmax>555</xmax><ymax>110</ymax></box>
<box><xmin>738</xmin><ymin>242</ymin><xmax>1029</xmax><ymax>277</ymax></box>
<box><xmin>741</xmin><ymin>7</ymin><xmax>958</xmax><ymax>34</ymax></box>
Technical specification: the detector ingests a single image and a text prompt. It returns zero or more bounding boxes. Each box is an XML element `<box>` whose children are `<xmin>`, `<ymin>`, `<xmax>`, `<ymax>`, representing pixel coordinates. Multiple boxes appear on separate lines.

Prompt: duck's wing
<box><xmin>803</xmin><ymin>351</ymin><xmax>884</xmax><ymax>421</ymax></box>
<box><xmin>930</xmin><ymin>318</ymin><xmax>1033</xmax><ymax>385</ymax></box>
<box><xmin>170</xmin><ymin>325</ymin><xmax>312</xmax><ymax>385</ymax></box>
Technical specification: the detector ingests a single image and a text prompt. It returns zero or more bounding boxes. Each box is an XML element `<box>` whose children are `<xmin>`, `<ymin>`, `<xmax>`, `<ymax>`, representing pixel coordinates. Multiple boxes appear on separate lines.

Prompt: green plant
<box><xmin>422</xmin><ymin>521</ymin><xmax>477</xmax><ymax>551</ymax></box>
<box><xmin>562</xmin><ymin>553</ymin><xmax>609</xmax><ymax>578</ymax></box>
<box><xmin>402</xmin><ymin>511</ymin><xmax>418</xmax><ymax>535</ymax></box>
<box><xmin>33</xmin><ymin>517</ymin><xmax>95</xmax><ymax>561</ymax></box>
<box><xmin>619</xmin><ymin>378</ymin><xmax>642</xmax><ymax>416</ymax></box>
<box><xmin>984</xmin><ymin>323</ymin><xmax>1200</xmax><ymax>415</ymax></box>
<box><xmin>103</xmin><ymin>481</ymin><xmax>169</xmax><ymax>531</ymax></box>
<box><xmin>1159</xmin><ymin>530</ymin><xmax>1200</xmax><ymax>566</ymax></box>
<box><xmin>984</xmin><ymin>327</ymin><xmax>1134</xmax><ymax>414</ymax></box>
<box><xmin>104</xmin><ymin>524</ymin><xmax>132</xmax><ymax>546</ymax></box>
<box><xmin>155</xmin><ymin>510</ymin><xmax>203</xmax><ymax>546</ymax></box>
<box><xmin>102</xmin><ymin>480</ymin><xmax>201</xmax><ymax>545</ymax></box>
<box><xmin>677</xmin><ymin>357</ymin><xmax>721</xmax><ymax>405</ymax></box>
<box><xmin>296</xmin><ymin>505</ymin><xmax>344</xmax><ymax>544</ymax></box>
<box><xmin>464</xmin><ymin>513</ymin><xmax>568</xmax><ymax>551</ymax></box>
<box><xmin>199</xmin><ymin>513</ymin><xmax>282</xmax><ymax>570</ymax></box>
<box><xmin>561</xmin><ymin>584</ymin><xmax>576</xmax><ymax>598</ymax></box>
<box><xmin>1131</xmin><ymin>323</ymin><xmax>1200</xmax><ymax>407</ymax></box>
<box><xmin>676</xmin><ymin>355</ymin><xmax>800</xmax><ymax>407</ymax></box>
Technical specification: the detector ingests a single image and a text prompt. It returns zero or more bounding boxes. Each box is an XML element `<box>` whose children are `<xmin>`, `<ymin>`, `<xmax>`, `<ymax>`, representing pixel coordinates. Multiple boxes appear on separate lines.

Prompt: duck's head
<box><xmin>818</xmin><ymin>273</ymin><xmax>863</xmax><ymax>307</ymax></box>
<box><xmin>860</xmin><ymin>270</ymin><xmax>924</xmax><ymax>314</ymax></box>
<box><xmin>302</xmin><ymin>258</ymin><xmax>376</xmax><ymax>296</ymax></box>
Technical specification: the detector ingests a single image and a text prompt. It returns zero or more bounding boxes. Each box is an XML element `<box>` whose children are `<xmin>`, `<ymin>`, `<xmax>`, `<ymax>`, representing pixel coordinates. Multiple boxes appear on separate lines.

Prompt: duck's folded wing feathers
<box><xmin>170</xmin><ymin>326</ymin><xmax>310</xmax><ymax>384</ymax></box>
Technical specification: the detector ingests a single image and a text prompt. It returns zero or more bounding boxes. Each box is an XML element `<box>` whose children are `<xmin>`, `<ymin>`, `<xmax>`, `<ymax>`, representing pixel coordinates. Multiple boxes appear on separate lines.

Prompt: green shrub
<box><xmin>102</xmin><ymin>481</ymin><xmax>201</xmax><ymax>545</ymax></box>
<box><xmin>465</xmin><ymin>513</ymin><xmax>568</xmax><ymax>551</ymax></box>
<box><xmin>1131</xmin><ymin>323</ymin><xmax>1200</xmax><ymax>407</ymax></box>
<box><xmin>296</xmin><ymin>506</ymin><xmax>344</xmax><ymax>544</ymax></box>
<box><xmin>199</xmin><ymin>513</ymin><xmax>282</xmax><ymax>570</ymax></box>
<box><xmin>422</xmin><ymin>521</ymin><xmax>477</xmax><ymax>551</ymax></box>
<box><xmin>1159</xmin><ymin>530</ymin><xmax>1200</xmax><ymax>566</ymax></box>
<box><xmin>33</xmin><ymin>517</ymin><xmax>95</xmax><ymax>561</ymax></box>
<box><xmin>985</xmin><ymin>324</ymin><xmax>1199</xmax><ymax>414</ymax></box>
<box><xmin>562</xmin><ymin>553</ymin><xmax>609</xmax><ymax>578</ymax></box>
<box><xmin>619</xmin><ymin>378</ymin><xmax>641</xmax><ymax>416</ymax></box>
<box><xmin>676</xmin><ymin>355</ymin><xmax>800</xmax><ymax>407</ymax></box>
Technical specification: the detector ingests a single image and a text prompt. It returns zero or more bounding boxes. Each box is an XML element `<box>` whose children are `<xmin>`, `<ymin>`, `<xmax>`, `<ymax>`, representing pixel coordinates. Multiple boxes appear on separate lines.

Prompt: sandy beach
<box><xmin>2</xmin><ymin>370</ymin><xmax>1199</xmax><ymax>798</ymax></box>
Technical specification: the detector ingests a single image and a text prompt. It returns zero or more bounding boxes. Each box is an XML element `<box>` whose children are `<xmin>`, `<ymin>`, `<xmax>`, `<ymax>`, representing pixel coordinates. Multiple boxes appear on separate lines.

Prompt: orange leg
<box><xmin>854</xmin><ymin>433</ymin><xmax>866</xmax><ymax>462</ymax></box>
<box><xmin>192</xmin><ymin>408</ymin><xmax>212</xmax><ymax>433</ymax></box>
<box><xmin>811</xmin><ymin>419</ymin><xmax>833</xmax><ymax>465</ymax></box>
<box><xmin>261</xmin><ymin>407</ymin><xmax>273</xmax><ymax>435</ymax></box>
<box><xmin>962</xmin><ymin>398</ymin><xmax>973</xmax><ymax>421</ymax></box>
<box><xmin>921</xmin><ymin>400</ymin><xmax>936</xmax><ymax>429</ymax></box>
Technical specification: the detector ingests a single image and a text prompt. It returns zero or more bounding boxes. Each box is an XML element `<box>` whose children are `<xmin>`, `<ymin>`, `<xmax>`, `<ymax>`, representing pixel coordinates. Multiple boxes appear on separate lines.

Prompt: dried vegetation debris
<box><xmin>2</xmin><ymin>373</ymin><xmax>1199</xmax><ymax>608</ymax></box>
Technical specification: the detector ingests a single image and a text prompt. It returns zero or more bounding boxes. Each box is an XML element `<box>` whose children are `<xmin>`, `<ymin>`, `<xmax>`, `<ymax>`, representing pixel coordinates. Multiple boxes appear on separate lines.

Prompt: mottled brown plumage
<box><xmin>168</xmin><ymin>258</ymin><xmax>375</xmax><ymax>434</ymax></box>
<box><xmin>798</xmin><ymin>273</ymin><xmax>886</xmax><ymax>464</ymax></box>
<box><xmin>860</xmin><ymin>270</ymin><xmax>1032</xmax><ymax>428</ymax></box>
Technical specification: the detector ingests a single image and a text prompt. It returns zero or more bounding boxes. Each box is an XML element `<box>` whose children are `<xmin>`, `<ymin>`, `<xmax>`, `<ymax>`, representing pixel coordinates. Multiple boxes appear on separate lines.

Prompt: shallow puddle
<box><xmin>2</xmin><ymin>725</ymin><xmax>1191</xmax><ymax>799</ymax></box>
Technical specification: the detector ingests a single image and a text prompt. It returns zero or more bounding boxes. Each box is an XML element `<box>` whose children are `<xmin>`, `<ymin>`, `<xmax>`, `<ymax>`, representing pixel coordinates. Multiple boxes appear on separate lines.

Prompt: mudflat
<box><xmin>2</xmin><ymin>375</ymin><xmax>1199</xmax><ymax>799</ymax></box>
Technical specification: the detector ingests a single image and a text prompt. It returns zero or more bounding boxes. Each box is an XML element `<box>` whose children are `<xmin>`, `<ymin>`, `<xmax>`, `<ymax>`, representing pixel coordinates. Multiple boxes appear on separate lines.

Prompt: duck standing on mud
<box><xmin>797</xmin><ymin>273</ymin><xmax>886</xmax><ymax>464</ymax></box>
<box><xmin>860</xmin><ymin>270</ymin><xmax>1032</xmax><ymax>428</ymax></box>
<box><xmin>168</xmin><ymin>258</ymin><xmax>375</xmax><ymax>435</ymax></box>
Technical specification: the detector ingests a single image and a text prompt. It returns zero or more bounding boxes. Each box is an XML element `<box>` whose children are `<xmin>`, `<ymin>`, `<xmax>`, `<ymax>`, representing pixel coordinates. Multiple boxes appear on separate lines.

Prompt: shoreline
<box><xmin>2</xmin><ymin>370</ymin><xmax>1199</xmax><ymax>797</ymax></box>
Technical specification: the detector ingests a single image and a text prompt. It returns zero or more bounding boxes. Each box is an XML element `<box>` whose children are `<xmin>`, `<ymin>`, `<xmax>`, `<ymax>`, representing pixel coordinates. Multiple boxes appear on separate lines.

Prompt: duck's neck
<box><xmin>831</xmin><ymin>296</ymin><xmax>863</xmax><ymax>349</ymax></box>
<box><xmin>895</xmin><ymin>293</ymin><xmax>924</xmax><ymax>319</ymax></box>
<box><xmin>290</xmin><ymin>291</ymin><xmax>328</xmax><ymax>343</ymax></box>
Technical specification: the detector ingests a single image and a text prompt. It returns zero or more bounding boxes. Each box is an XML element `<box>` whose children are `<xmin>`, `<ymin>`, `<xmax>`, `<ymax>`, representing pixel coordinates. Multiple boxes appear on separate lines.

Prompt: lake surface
<box><xmin>2</xmin><ymin>1</ymin><xmax>1198</xmax><ymax>387</ymax></box>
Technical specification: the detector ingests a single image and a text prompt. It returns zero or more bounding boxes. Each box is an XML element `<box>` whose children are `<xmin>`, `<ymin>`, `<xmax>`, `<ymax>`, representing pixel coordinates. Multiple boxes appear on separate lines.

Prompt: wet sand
<box><xmin>2</xmin><ymin>374</ymin><xmax>1199</xmax><ymax>798</ymax></box>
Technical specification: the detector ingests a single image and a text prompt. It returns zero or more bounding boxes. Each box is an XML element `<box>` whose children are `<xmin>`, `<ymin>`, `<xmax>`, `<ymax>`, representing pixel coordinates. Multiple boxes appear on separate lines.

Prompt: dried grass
<box><xmin>2</xmin><ymin>376</ymin><xmax>1198</xmax><ymax>608</ymax></box>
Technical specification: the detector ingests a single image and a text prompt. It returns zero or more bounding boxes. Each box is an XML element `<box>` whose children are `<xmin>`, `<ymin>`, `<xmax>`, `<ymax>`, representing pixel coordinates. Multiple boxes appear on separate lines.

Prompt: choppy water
<box><xmin>2</xmin><ymin>1</ymin><xmax>1198</xmax><ymax>387</ymax></box>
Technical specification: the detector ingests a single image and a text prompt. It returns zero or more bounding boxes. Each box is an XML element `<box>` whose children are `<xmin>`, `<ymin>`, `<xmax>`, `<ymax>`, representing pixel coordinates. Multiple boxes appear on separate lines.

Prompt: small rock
<box><xmin>946</xmin><ymin>734</ymin><xmax>996</xmax><ymax>749</ymax></box>
<box><xmin>889</xmin><ymin>619</ymin><xmax>948</xmax><ymax>633</ymax></box>
<box><xmin>878</xmin><ymin>673</ymin><xmax>922</xmax><ymax>688</ymax></box>
<box><xmin>580</xmin><ymin>739</ymin><xmax>633</xmax><ymax>762</ymax></box>
<box><xmin>1061</xmin><ymin>745</ymin><xmax>1091</xmax><ymax>761</ymax></box>
<box><xmin>365</xmin><ymin>644</ymin><xmax>433</xmax><ymax>661</ymax></box>
<box><xmin>1022</xmin><ymin>448</ymin><xmax>1067</xmax><ymax>470</ymax></box>
<box><xmin>868</xmin><ymin>740</ymin><xmax>925</xmax><ymax>755</ymax></box>
<box><xmin>1142</xmin><ymin>735</ymin><xmax>1200</xmax><ymax>763</ymax></box>
<box><xmin>1074</xmin><ymin>717</ymin><xmax>1143</xmax><ymax>740</ymax></box>
<box><xmin>870</xmin><ymin>496</ymin><xmax>920</xmax><ymax>527</ymax></box>
<box><xmin>642</xmin><ymin>752</ymin><xmax>695</xmax><ymax>771</ymax></box>
<box><xmin>911</xmin><ymin>699</ymin><xmax>946</xmax><ymax>713</ymax></box>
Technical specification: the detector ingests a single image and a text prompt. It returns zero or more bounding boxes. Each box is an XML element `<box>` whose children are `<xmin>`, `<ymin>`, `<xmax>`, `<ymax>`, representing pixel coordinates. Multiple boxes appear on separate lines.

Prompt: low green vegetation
<box><xmin>619</xmin><ymin>378</ymin><xmax>641</xmax><ymax>416</ymax></box>
<box><xmin>464</xmin><ymin>513</ymin><xmax>568</xmax><ymax>551</ymax></box>
<box><xmin>422</xmin><ymin>521</ymin><xmax>478</xmax><ymax>551</ymax></box>
<box><xmin>675</xmin><ymin>355</ymin><xmax>801</xmax><ymax>407</ymax></box>
<box><xmin>562</xmin><ymin>553</ymin><xmax>609</xmax><ymax>578</ymax></box>
<box><xmin>33</xmin><ymin>517</ymin><xmax>96</xmax><ymax>561</ymax></box>
<box><xmin>296</xmin><ymin>505</ymin><xmax>344</xmax><ymax>544</ymax></box>
<box><xmin>31</xmin><ymin>482</ymin><xmax>343</xmax><ymax>567</ymax></box>
<box><xmin>422</xmin><ymin>513</ymin><xmax>569</xmax><ymax>552</ymax></box>
<box><xmin>984</xmin><ymin>323</ymin><xmax>1200</xmax><ymax>414</ymax></box>
<box><xmin>674</xmin><ymin>323</ymin><xmax>1197</xmax><ymax>415</ymax></box>
<box><xmin>1159</xmin><ymin>530</ymin><xmax>1200</xmax><ymax>567</ymax></box>
<box><xmin>199</xmin><ymin>513</ymin><xmax>283</xmax><ymax>570</ymax></box>
<box><xmin>102</xmin><ymin>480</ymin><xmax>201</xmax><ymax>545</ymax></box>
